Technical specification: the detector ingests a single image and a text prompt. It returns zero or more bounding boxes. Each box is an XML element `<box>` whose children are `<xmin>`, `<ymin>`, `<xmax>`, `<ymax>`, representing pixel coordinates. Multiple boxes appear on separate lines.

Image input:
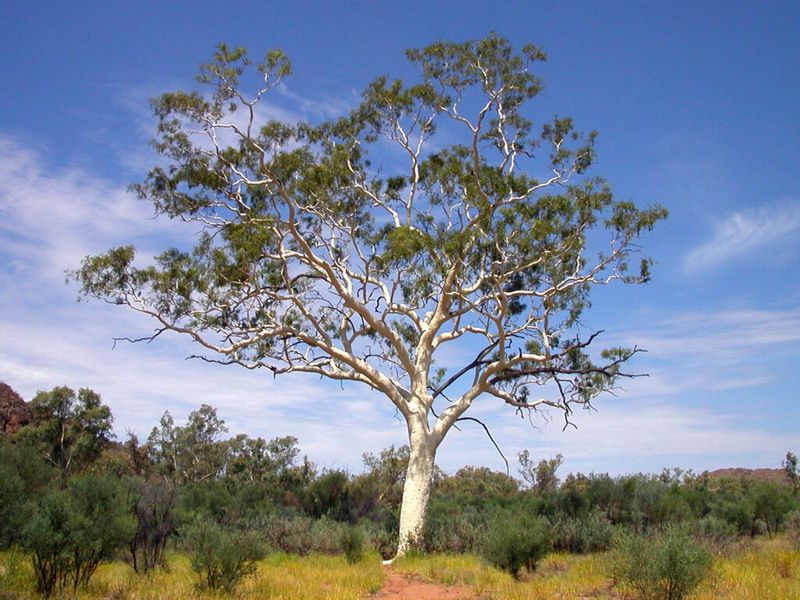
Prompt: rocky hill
<box><xmin>0</xmin><ymin>382</ymin><xmax>31</xmax><ymax>434</ymax></box>
<box><xmin>706</xmin><ymin>467</ymin><xmax>790</xmax><ymax>485</ymax></box>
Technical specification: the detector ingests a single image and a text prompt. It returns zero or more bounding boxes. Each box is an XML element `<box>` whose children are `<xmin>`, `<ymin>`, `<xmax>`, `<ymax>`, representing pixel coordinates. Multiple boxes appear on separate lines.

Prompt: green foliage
<box><xmin>22</xmin><ymin>475</ymin><xmax>134</xmax><ymax>596</ymax></box>
<box><xmin>751</xmin><ymin>482</ymin><xmax>795</xmax><ymax>536</ymax></box>
<box><xmin>0</xmin><ymin>462</ymin><xmax>26</xmax><ymax>548</ymax></box>
<box><xmin>436</xmin><ymin>466</ymin><xmax>520</xmax><ymax>500</ymax></box>
<box><xmin>19</xmin><ymin>386</ymin><xmax>114</xmax><ymax>482</ymax></box>
<box><xmin>68</xmin><ymin>475</ymin><xmax>137</xmax><ymax>587</ymax></box>
<box><xmin>22</xmin><ymin>491</ymin><xmax>73</xmax><ymax>596</ymax></box>
<box><xmin>609</xmin><ymin>525</ymin><xmax>712</xmax><ymax>600</ymax></box>
<box><xmin>694</xmin><ymin>515</ymin><xmax>738</xmax><ymax>551</ymax></box>
<box><xmin>785</xmin><ymin>510</ymin><xmax>800</xmax><ymax>549</ymax></box>
<box><xmin>182</xmin><ymin>519</ymin><xmax>265</xmax><ymax>591</ymax></box>
<box><xmin>147</xmin><ymin>404</ymin><xmax>228</xmax><ymax>485</ymax></box>
<box><xmin>258</xmin><ymin>515</ymin><xmax>348</xmax><ymax>555</ymax></box>
<box><xmin>339</xmin><ymin>525</ymin><xmax>366</xmax><ymax>564</ymax></box>
<box><xmin>480</xmin><ymin>512</ymin><xmax>551</xmax><ymax>578</ymax></box>
<box><xmin>176</xmin><ymin>479</ymin><xmax>234</xmax><ymax>525</ymax></box>
<box><xmin>226</xmin><ymin>433</ymin><xmax>301</xmax><ymax>487</ymax></box>
<box><xmin>784</xmin><ymin>451</ymin><xmax>799</xmax><ymax>493</ymax></box>
<box><xmin>423</xmin><ymin>503</ymin><xmax>485</xmax><ymax>553</ymax></box>
<box><xmin>362</xmin><ymin>446</ymin><xmax>408</xmax><ymax>501</ymax></box>
<box><xmin>518</xmin><ymin>451</ymin><xmax>563</xmax><ymax>494</ymax></box>
<box><xmin>126</xmin><ymin>477</ymin><xmax>176</xmax><ymax>573</ymax></box>
<box><xmin>302</xmin><ymin>469</ymin><xmax>351</xmax><ymax>521</ymax></box>
<box><xmin>73</xmin><ymin>36</ymin><xmax>668</xmax><ymax>558</ymax></box>
<box><xmin>0</xmin><ymin>437</ymin><xmax>57</xmax><ymax>497</ymax></box>
<box><xmin>550</xmin><ymin>509</ymin><xmax>616</xmax><ymax>554</ymax></box>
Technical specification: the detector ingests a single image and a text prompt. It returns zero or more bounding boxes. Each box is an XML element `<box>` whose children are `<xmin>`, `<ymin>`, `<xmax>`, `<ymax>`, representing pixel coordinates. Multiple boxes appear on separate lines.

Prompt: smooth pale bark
<box><xmin>395</xmin><ymin>414</ymin><xmax>438</xmax><ymax>557</ymax></box>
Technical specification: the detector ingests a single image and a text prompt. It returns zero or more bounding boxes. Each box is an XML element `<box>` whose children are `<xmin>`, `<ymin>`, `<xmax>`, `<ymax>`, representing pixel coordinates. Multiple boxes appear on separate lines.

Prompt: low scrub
<box><xmin>182</xmin><ymin>519</ymin><xmax>265</xmax><ymax>591</ymax></box>
<box><xmin>23</xmin><ymin>476</ymin><xmax>134</xmax><ymax>597</ymax></box>
<box><xmin>339</xmin><ymin>525</ymin><xmax>366</xmax><ymax>563</ymax></box>
<box><xmin>609</xmin><ymin>525</ymin><xmax>712</xmax><ymax>600</ymax></box>
<box><xmin>785</xmin><ymin>510</ymin><xmax>800</xmax><ymax>550</ymax></box>
<box><xmin>480</xmin><ymin>511</ymin><xmax>551</xmax><ymax>578</ymax></box>
<box><xmin>550</xmin><ymin>509</ymin><xmax>616</xmax><ymax>553</ymax></box>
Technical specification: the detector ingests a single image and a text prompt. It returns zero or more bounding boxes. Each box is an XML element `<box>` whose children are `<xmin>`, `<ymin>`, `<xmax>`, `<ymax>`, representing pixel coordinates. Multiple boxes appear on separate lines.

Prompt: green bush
<box><xmin>609</xmin><ymin>525</ymin><xmax>712</xmax><ymax>600</ymax></box>
<box><xmin>550</xmin><ymin>509</ymin><xmax>615</xmax><ymax>553</ymax></box>
<box><xmin>22</xmin><ymin>476</ymin><xmax>134</xmax><ymax>597</ymax></box>
<box><xmin>423</xmin><ymin>503</ymin><xmax>484</xmax><ymax>553</ymax></box>
<box><xmin>339</xmin><ymin>525</ymin><xmax>365</xmax><ymax>563</ymax></box>
<box><xmin>254</xmin><ymin>514</ymin><xmax>349</xmax><ymax>555</ymax></box>
<box><xmin>695</xmin><ymin>515</ymin><xmax>737</xmax><ymax>551</ymax></box>
<box><xmin>23</xmin><ymin>491</ymin><xmax>75</xmax><ymax>596</ymax></box>
<box><xmin>786</xmin><ymin>510</ymin><xmax>800</xmax><ymax>550</ymax></box>
<box><xmin>0</xmin><ymin>466</ymin><xmax>26</xmax><ymax>548</ymax></box>
<box><xmin>481</xmin><ymin>512</ymin><xmax>551</xmax><ymax>578</ymax></box>
<box><xmin>363</xmin><ymin>522</ymin><xmax>397</xmax><ymax>560</ymax></box>
<box><xmin>126</xmin><ymin>477</ymin><xmax>176</xmax><ymax>573</ymax></box>
<box><xmin>182</xmin><ymin>519</ymin><xmax>265</xmax><ymax>591</ymax></box>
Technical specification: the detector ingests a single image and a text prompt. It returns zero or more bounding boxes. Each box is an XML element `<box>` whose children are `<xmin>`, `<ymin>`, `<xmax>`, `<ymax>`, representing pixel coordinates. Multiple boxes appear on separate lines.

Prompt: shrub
<box><xmin>255</xmin><ymin>514</ymin><xmax>347</xmax><ymax>555</ymax></box>
<box><xmin>481</xmin><ymin>512</ymin><xmax>551</xmax><ymax>578</ymax></box>
<box><xmin>695</xmin><ymin>515</ymin><xmax>737</xmax><ymax>552</ymax></box>
<box><xmin>256</xmin><ymin>514</ymin><xmax>314</xmax><ymax>555</ymax></box>
<box><xmin>751</xmin><ymin>482</ymin><xmax>795</xmax><ymax>537</ymax></box>
<box><xmin>363</xmin><ymin>522</ymin><xmax>397</xmax><ymax>560</ymax></box>
<box><xmin>423</xmin><ymin>504</ymin><xmax>484</xmax><ymax>553</ymax></box>
<box><xmin>0</xmin><ymin>467</ymin><xmax>26</xmax><ymax>548</ymax></box>
<box><xmin>68</xmin><ymin>475</ymin><xmax>136</xmax><ymax>588</ymax></box>
<box><xmin>126</xmin><ymin>477</ymin><xmax>176</xmax><ymax>573</ymax></box>
<box><xmin>550</xmin><ymin>509</ymin><xmax>615</xmax><ymax>554</ymax></box>
<box><xmin>23</xmin><ymin>476</ymin><xmax>134</xmax><ymax>597</ymax></box>
<box><xmin>23</xmin><ymin>491</ymin><xmax>76</xmax><ymax>596</ymax></box>
<box><xmin>182</xmin><ymin>519</ymin><xmax>265</xmax><ymax>591</ymax></box>
<box><xmin>786</xmin><ymin>510</ymin><xmax>800</xmax><ymax>550</ymax></box>
<box><xmin>609</xmin><ymin>525</ymin><xmax>712</xmax><ymax>600</ymax></box>
<box><xmin>339</xmin><ymin>525</ymin><xmax>366</xmax><ymax>563</ymax></box>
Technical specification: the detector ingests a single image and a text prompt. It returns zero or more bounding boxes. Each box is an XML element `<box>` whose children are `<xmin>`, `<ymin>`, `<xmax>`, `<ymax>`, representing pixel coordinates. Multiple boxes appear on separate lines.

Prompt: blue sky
<box><xmin>1</xmin><ymin>1</ymin><xmax>798</xmax><ymax>477</ymax></box>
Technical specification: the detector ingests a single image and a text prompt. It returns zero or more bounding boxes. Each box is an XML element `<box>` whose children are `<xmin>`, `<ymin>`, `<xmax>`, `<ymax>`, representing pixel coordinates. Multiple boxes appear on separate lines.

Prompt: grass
<box><xmin>394</xmin><ymin>536</ymin><xmax>800</xmax><ymax>600</ymax></box>
<box><xmin>0</xmin><ymin>551</ymin><xmax>385</xmax><ymax>600</ymax></box>
<box><xmin>1</xmin><ymin>537</ymin><xmax>797</xmax><ymax>599</ymax></box>
<box><xmin>394</xmin><ymin>551</ymin><xmax>613</xmax><ymax>599</ymax></box>
<box><xmin>692</xmin><ymin>537</ymin><xmax>800</xmax><ymax>599</ymax></box>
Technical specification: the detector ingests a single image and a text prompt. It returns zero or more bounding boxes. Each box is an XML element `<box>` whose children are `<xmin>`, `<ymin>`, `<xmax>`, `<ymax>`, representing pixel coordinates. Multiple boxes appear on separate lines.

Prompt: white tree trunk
<box><xmin>395</xmin><ymin>416</ymin><xmax>437</xmax><ymax>557</ymax></box>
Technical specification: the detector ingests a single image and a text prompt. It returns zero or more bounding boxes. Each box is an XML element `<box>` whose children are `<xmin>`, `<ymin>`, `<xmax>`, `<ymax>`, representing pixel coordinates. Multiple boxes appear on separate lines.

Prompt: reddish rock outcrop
<box><xmin>0</xmin><ymin>382</ymin><xmax>31</xmax><ymax>434</ymax></box>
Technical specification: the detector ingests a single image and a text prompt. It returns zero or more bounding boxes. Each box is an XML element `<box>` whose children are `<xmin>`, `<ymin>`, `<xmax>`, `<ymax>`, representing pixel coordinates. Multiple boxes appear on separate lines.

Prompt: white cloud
<box><xmin>684</xmin><ymin>202</ymin><xmax>800</xmax><ymax>273</ymax></box>
<box><xmin>0</xmin><ymin>133</ymin><xmax>407</xmax><ymax>470</ymax></box>
<box><xmin>436</xmin><ymin>398</ymin><xmax>796</xmax><ymax>477</ymax></box>
<box><xmin>620</xmin><ymin>307</ymin><xmax>800</xmax><ymax>365</ymax></box>
<box><xmin>1</xmin><ymin>133</ymin><xmax>797</xmax><ymax>479</ymax></box>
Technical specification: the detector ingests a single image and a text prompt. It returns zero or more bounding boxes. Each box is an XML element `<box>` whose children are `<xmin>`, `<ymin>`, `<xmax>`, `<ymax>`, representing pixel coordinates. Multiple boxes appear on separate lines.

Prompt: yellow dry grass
<box><xmin>1</xmin><ymin>537</ymin><xmax>797</xmax><ymax>599</ymax></box>
<box><xmin>394</xmin><ymin>536</ymin><xmax>800</xmax><ymax>600</ymax></box>
<box><xmin>394</xmin><ymin>551</ymin><xmax>614</xmax><ymax>599</ymax></box>
<box><xmin>0</xmin><ymin>551</ymin><xmax>385</xmax><ymax>600</ymax></box>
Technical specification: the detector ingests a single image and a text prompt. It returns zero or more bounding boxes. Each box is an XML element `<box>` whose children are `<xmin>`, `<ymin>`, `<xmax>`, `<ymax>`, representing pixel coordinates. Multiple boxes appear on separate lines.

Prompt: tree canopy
<box><xmin>75</xmin><ymin>34</ymin><xmax>666</xmax><ymax>555</ymax></box>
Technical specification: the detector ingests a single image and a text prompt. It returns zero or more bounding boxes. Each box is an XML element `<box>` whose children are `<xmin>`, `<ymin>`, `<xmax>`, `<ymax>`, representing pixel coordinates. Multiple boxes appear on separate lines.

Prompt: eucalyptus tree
<box><xmin>76</xmin><ymin>34</ymin><xmax>666</xmax><ymax>556</ymax></box>
<box><xmin>21</xmin><ymin>386</ymin><xmax>114</xmax><ymax>483</ymax></box>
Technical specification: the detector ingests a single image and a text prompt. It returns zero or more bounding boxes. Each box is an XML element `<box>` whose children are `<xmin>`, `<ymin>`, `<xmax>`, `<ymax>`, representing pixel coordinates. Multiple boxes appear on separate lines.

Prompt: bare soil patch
<box><xmin>370</xmin><ymin>567</ymin><xmax>477</xmax><ymax>600</ymax></box>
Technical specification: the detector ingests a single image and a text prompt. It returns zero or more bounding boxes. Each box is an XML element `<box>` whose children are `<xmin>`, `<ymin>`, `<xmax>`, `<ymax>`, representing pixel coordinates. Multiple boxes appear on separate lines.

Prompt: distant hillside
<box><xmin>0</xmin><ymin>381</ymin><xmax>31</xmax><ymax>434</ymax></box>
<box><xmin>706</xmin><ymin>467</ymin><xmax>790</xmax><ymax>485</ymax></box>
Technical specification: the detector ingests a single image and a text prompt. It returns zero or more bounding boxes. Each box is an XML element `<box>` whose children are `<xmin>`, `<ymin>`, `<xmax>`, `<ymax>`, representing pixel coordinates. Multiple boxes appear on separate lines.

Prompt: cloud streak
<box><xmin>1</xmin><ymin>133</ymin><xmax>797</xmax><ymax>478</ymax></box>
<box><xmin>684</xmin><ymin>202</ymin><xmax>800</xmax><ymax>273</ymax></box>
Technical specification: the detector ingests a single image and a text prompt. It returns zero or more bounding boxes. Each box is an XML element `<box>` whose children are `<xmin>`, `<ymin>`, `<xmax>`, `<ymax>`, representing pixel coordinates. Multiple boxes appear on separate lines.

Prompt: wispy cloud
<box><xmin>0</xmin><ymin>133</ymin><xmax>405</xmax><ymax>470</ymax></box>
<box><xmin>435</xmin><ymin>397</ymin><xmax>797</xmax><ymax>477</ymax></box>
<box><xmin>684</xmin><ymin>202</ymin><xmax>800</xmax><ymax>273</ymax></box>
<box><xmin>1</xmin><ymin>132</ymin><xmax>797</xmax><ymax>478</ymax></box>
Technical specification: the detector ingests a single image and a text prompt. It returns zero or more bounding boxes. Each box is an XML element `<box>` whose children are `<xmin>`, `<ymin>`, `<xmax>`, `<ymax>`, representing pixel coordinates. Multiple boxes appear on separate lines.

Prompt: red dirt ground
<box><xmin>371</xmin><ymin>568</ymin><xmax>477</xmax><ymax>600</ymax></box>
